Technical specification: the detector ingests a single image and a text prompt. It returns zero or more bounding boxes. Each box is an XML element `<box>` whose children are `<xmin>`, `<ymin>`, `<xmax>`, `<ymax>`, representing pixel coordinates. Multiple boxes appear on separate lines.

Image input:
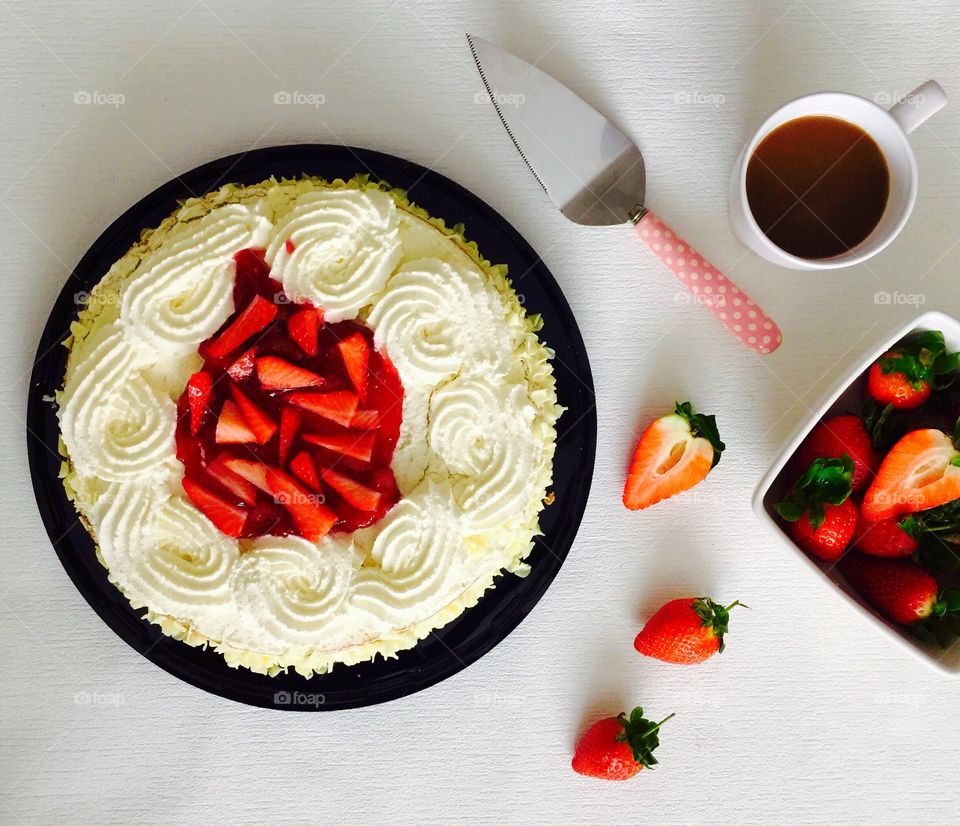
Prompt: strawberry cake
<box><xmin>57</xmin><ymin>175</ymin><xmax>561</xmax><ymax>676</ymax></box>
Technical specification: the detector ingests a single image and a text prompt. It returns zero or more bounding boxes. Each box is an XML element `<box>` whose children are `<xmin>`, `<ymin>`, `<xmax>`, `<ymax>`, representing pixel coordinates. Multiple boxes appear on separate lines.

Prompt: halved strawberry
<box><xmin>256</xmin><ymin>356</ymin><xmax>326</xmax><ymax>390</ymax></box>
<box><xmin>350</xmin><ymin>409</ymin><xmax>380</xmax><ymax>430</ymax></box>
<box><xmin>278</xmin><ymin>407</ymin><xmax>301</xmax><ymax>465</ymax></box>
<box><xmin>622</xmin><ymin>402</ymin><xmax>724</xmax><ymax>510</ymax></box>
<box><xmin>290</xmin><ymin>451</ymin><xmax>321</xmax><ymax>491</ymax></box>
<box><xmin>182</xmin><ymin>477</ymin><xmax>247</xmax><ymax>537</ymax></box>
<box><xmin>206</xmin><ymin>454</ymin><xmax>258</xmax><ymax>505</ymax></box>
<box><xmin>216</xmin><ymin>400</ymin><xmax>257</xmax><ymax>444</ymax></box>
<box><xmin>226</xmin><ymin>346</ymin><xmax>258</xmax><ymax>382</ymax></box>
<box><xmin>303</xmin><ymin>431</ymin><xmax>375</xmax><ymax>462</ymax></box>
<box><xmin>207</xmin><ymin>294</ymin><xmax>277</xmax><ymax>358</ymax></box>
<box><xmin>288</xmin><ymin>391</ymin><xmax>359</xmax><ymax>427</ymax></box>
<box><xmin>338</xmin><ymin>332</ymin><xmax>370</xmax><ymax>398</ymax></box>
<box><xmin>222</xmin><ymin>457</ymin><xmax>271</xmax><ymax>493</ymax></box>
<box><xmin>287</xmin><ymin>307</ymin><xmax>320</xmax><ymax>357</ymax></box>
<box><xmin>265</xmin><ymin>467</ymin><xmax>337</xmax><ymax>541</ymax></box>
<box><xmin>320</xmin><ymin>467</ymin><xmax>381</xmax><ymax>511</ymax></box>
<box><xmin>862</xmin><ymin>428</ymin><xmax>960</xmax><ymax>521</ymax></box>
<box><xmin>185</xmin><ymin>370</ymin><xmax>213</xmax><ymax>436</ymax></box>
<box><xmin>230</xmin><ymin>385</ymin><xmax>277</xmax><ymax>445</ymax></box>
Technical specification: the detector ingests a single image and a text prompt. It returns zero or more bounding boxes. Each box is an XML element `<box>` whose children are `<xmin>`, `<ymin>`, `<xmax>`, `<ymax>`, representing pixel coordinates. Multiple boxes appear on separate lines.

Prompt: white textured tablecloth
<box><xmin>2</xmin><ymin>1</ymin><xmax>959</xmax><ymax>823</ymax></box>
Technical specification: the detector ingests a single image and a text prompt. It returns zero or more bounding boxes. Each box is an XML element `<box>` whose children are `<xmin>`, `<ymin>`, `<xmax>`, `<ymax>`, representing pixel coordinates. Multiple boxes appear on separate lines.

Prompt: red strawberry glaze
<box><xmin>175</xmin><ymin>248</ymin><xmax>402</xmax><ymax>540</ymax></box>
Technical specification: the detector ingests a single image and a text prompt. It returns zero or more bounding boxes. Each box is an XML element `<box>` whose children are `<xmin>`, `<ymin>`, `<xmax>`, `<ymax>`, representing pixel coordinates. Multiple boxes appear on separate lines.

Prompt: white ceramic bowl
<box><xmin>753</xmin><ymin>310</ymin><xmax>960</xmax><ymax>675</ymax></box>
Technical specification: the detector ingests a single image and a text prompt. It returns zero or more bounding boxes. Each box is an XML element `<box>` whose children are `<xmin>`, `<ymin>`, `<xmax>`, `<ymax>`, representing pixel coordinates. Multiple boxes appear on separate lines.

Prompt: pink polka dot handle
<box><xmin>635</xmin><ymin>210</ymin><xmax>782</xmax><ymax>355</ymax></box>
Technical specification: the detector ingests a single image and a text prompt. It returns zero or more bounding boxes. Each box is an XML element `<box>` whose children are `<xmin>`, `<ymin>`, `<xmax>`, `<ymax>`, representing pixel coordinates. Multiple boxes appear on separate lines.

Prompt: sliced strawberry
<box><xmin>285</xmin><ymin>238</ymin><xmax>296</xmax><ymax>255</ymax></box>
<box><xmin>321</xmin><ymin>467</ymin><xmax>382</xmax><ymax>511</ymax></box>
<box><xmin>207</xmin><ymin>294</ymin><xmax>277</xmax><ymax>358</ymax></box>
<box><xmin>243</xmin><ymin>501</ymin><xmax>285</xmax><ymax>536</ymax></box>
<box><xmin>230</xmin><ymin>385</ymin><xmax>277</xmax><ymax>445</ymax></box>
<box><xmin>256</xmin><ymin>356</ymin><xmax>326</xmax><ymax>390</ymax></box>
<box><xmin>278</xmin><ymin>407</ymin><xmax>301</xmax><ymax>465</ymax></box>
<box><xmin>287</xmin><ymin>307</ymin><xmax>320</xmax><ymax>357</ymax></box>
<box><xmin>216</xmin><ymin>400</ymin><xmax>257</xmax><ymax>444</ymax></box>
<box><xmin>303</xmin><ymin>431</ymin><xmax>375</xmax><ymax>462</ymax></box>
<box><xmin>350</xmin><ymin>409</ymin><xmax>380</xmax><ymax>430</ymax></box>
<box><xmin>206</xmin><ymin>454</ymin><xmax>257</xmax><ymax>505</ymax></box>
<box><xmin>226</xmin><ymin>346</ymin><xmax>258</xmax><ymax>382</ymax></box>
<box><xmin>185</xmin><ymin>370</ymin><xmax>213</xmax><ymax>436</ymax></box>
<box><xmin>266</xmin><ymin>467</ymin><xmax>337</xmax><ymax>541</ymax></box>
<box><xmin>288</xmin><ymin>391</ymin><xmax>359</xmax><ymax>427</ymax></box>
<box><xmin>182</xmin><ymin>477</ymin><xmax>247</xmax><ymax>537</ymax></box>
<box><xmin>862</xmin><ymin>428</ymin><xmax>960</xmax><ymax>521</ymax></box>
<box><xmin>222</xmin><ymin>457</ymin><xmax>271</xmax><ymax>494</ymax></box>
<box><xmin>290</xmin><ymin>451</ymin><xmax>321</xmax><ymax>491</ymax></box>
<box><xmin>622</xmin><ymin>402</ymin><xmax>724</xmax><ymax>510</ymax></box>
<box><xmin>338</xmin><ymin>332</ymin><xmax>370</xmax><ymax>398</ymax></box>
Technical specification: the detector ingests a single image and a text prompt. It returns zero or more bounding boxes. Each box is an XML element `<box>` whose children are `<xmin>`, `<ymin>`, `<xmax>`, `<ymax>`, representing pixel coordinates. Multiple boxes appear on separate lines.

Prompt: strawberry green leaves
<box><xmin>776</xmin><ymin>455</ymin><xmax>854</xmax><ymax>530</ymax></box>
<box><xmin>916</xmin><ymin>589</ymin><xmax>960</xmax><ymax>647</ymax></box>
<box><xmin>691</xmin><ymin>597</ymin><xmax>745</xmax><ymax>654</ymax></box>
<box><xmin>614</xmin><ymin>707</ymin><xmax>675</xmax><ymax>769</ymax></box>
<box><xmin>879</xmin><ymin>331</ymin><xmax>959</xmax><ymax>391</ymax></box>
<box><xmin>674</xmin><ymin>401</ymin><xmax>725</xmax><ymax>468</ymax></box>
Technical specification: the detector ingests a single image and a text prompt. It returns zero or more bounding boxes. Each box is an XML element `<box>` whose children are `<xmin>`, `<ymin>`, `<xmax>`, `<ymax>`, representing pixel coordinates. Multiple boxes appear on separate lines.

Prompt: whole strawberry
<box><xmin>572</xmin><ymin>707</ymin><xmax>673</xmax><ymax>781</ymax></box>
<box><xmin>867</xmin><ymin>332</ymin><xmax>958</xmax><ymax>410</ymax></box>
<box><xmin>794</xmin><ymin>415</ymin><xmax>879</xmax><ymax>493</ymax></box>
<box><xmin>853</xmin><ymin>511</ymin><xmax>919</xmax><ymax>558</ymax></box>
<box><xmin>776</xmin><ymin>456</ymin><xmax>857</xmax><ymax>561</ymax></box>
<box><xmin>634</xmin><ymin>597</ymin><xmax>742</xmax><ymax>664</ymax></box>
<box><xmin>841</xmin><ymin>554</ymin><xmax>960</xmax><ymax>634</ymax></box>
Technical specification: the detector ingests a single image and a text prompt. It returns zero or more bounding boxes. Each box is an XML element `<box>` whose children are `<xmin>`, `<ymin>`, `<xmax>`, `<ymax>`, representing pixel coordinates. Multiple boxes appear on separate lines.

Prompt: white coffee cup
<box><xmin>729</xmin><ymin>80</ymin><xmax>947</xmax><ymax>270</ymax></box>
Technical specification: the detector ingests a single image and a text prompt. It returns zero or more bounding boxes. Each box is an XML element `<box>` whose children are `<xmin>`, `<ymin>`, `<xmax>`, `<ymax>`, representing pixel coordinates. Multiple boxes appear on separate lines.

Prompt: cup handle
<box><xmin>888</xmin><ymin>80</ymin><xmax>947</xmax><ymax>134</ymax></box>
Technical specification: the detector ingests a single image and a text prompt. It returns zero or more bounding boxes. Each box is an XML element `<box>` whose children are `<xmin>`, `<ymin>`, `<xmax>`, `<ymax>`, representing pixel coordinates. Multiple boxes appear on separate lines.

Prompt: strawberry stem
<box><xmin>674</xmin><ymin>401</ymin><xmax>725</xmax><ymax>468</ymax></box>
<box><xmin>776</xmin><ymin>455</ymin><xmax>854</xmax><ymax>530</ymax></box>
<box><xmin>615</xmin><ymin>707</ymin><xmax>674</xmax><ymax>769</ymax></box>
<box><xmin>692</xmin><ymin>597</ymin><xmax>745</xmax><ymax>653</ymax></box>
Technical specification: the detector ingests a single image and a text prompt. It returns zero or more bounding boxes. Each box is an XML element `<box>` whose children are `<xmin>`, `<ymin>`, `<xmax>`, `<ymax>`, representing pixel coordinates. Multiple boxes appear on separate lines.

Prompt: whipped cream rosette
<box><xmin>57</xmin><ymin>175</ymin><xmax>561</xmax><ymax>676</ymax></box>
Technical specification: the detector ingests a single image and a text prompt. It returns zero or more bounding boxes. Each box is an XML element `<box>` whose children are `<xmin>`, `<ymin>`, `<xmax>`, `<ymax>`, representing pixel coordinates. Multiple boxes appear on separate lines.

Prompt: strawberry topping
<box><xmin>174</xmin><ymin>248</ymin><xmax>403</xmax><ymax>541</ymax></box>
<box><xmin>182</xmin><ymin>477</ymin><xmax>247</xmax><ymax>538</ymax></box>
<box><xmin>185</xmin><ymin>370</ymin><xmax>213</xmax><ymax>436</ymax></box>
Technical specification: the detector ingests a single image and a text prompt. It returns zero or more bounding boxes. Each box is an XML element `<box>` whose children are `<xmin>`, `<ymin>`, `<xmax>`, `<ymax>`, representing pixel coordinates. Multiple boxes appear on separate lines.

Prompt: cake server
<box><xmin>466</xmin><ymin>35</ymin><xmax>782</xmax><ymax>355</ymax></box>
